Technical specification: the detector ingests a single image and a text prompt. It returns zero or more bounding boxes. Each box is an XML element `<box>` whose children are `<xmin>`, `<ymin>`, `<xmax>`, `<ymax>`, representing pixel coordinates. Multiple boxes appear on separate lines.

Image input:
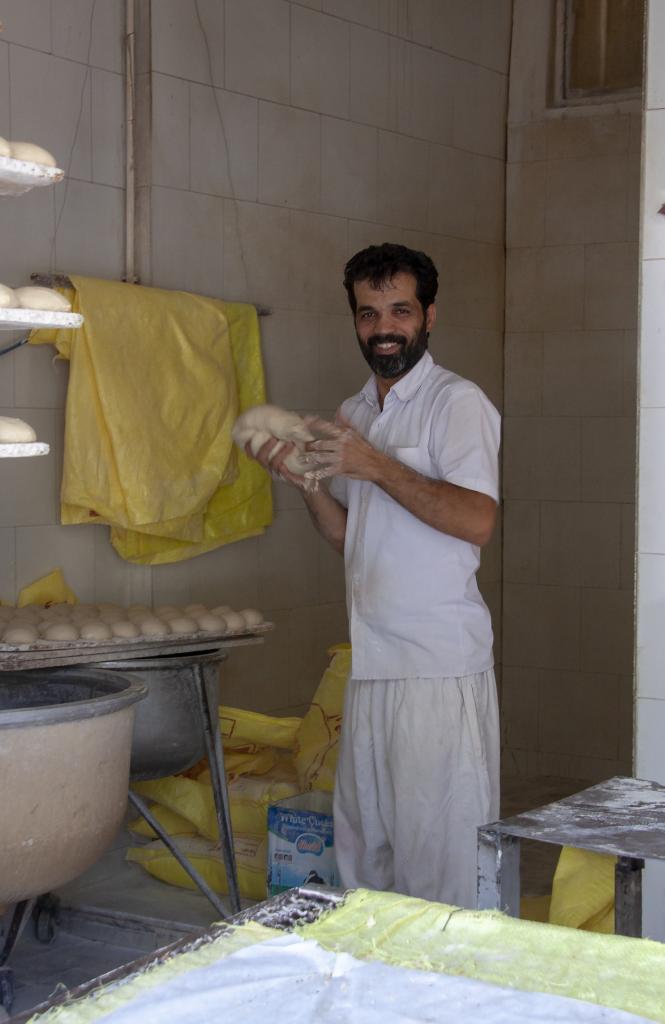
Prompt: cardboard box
<box><xmin>267</xmin><ymin>791</ymin><xmax>339</xmax><ymax>895</ymax></box>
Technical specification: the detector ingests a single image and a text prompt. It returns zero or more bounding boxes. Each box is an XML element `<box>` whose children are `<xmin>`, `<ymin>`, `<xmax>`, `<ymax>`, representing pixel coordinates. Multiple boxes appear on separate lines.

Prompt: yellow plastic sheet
<box><xmin>293</xmin><ymin>644</ymin><xmax>350</xmax><ymax>792</ymax></box>
<box><xmin>549</xmin><ymin>846</ymin><xmax>615</xmax><ymax>934</ymax></box>
<box><xmin>16</xmin><ymin>569</ymin><xmax>77</xmax><ymax>607</ymax></box>
<box><xmin>30</xmin><ymin>279</ymin><xmax>272</xmax><ymax>564</ymax></box>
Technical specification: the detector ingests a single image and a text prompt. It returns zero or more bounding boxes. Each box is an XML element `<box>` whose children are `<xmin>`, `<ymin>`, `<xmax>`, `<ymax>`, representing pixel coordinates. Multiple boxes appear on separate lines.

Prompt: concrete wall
<box><xmin>0</xmin><ymin>0</ymin><xmax>509</xmax><ymax>715</ymax></box>
<box><xmin>502</xmin><ymin>0</ymin><xmax>640</xmax><ymax>781</ymax></box>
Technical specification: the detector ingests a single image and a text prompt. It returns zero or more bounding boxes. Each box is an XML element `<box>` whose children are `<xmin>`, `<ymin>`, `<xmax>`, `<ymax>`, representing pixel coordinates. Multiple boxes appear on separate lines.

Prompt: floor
<box><xmin>3</xmin><ymin>774</ymin><xmax>589</xmax><ymax>1020</ymax></box>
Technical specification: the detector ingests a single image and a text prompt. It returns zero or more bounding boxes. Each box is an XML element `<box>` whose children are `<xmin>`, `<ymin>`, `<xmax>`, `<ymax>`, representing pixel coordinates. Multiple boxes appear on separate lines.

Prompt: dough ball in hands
<box><xmin>9</xmin><ymin>141</ymin><xmax>57</xmax><ymax>166</ymax></box>
<box><xmin>0</xmin><ymin>417</ymin><xmax>37</xmax><ymax>443</ymax></box>
<box><xmin>43</xmin><ymin>623</ymin><xmax>80</xmax><ymax>641</ymax></box>
<box><xmin>3</xmin><ymin>625</ymin><xmax>38</xmax><ymax>644</ymax></box>
<box><xmin>80</xmin><ymin>621</ymin><xmax>113</xmax><ymax>641</ymax></box>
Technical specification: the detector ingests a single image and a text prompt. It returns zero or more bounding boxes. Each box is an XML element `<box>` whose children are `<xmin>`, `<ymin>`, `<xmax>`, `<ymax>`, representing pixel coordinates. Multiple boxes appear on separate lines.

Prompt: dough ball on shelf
<box><xmin>222</xmin><ymin>611</ymin><xmax>245</xmax><ymax>633</ymax></box>
<box><xmin>80</xmin><ymin>621</ymin><xmax>113</xmax><ymax>641</ymax></box>
<box><xmin>211</xmin><ymin>605</ymin><xmax>233</xmax><ymax>617</ymax></box>
<box><xmin>139</xmin><ymin>618</ymin><xmax>170</xmax><ymax>637</ymax></box>
<box><xmin>0</xmin><ymin>284</ymin><xmax>17</xmax><ymax>308</ymax></box>
<box><xmin>239</xmin><ymin>608</ymin><xmax>264</xmax><ymax>628</ymax></box>
<box><xmin>43</xmin><ymin>623</ymin><xmax>79</xmax><ymax>641</ymax></box>
<box><xmin>0</xmin><ymin>416</ymin><xmax>37</xmax><ymax>443</ymax></box>
<box><xmin>13</xmin><ymin>286</ymin><xmax>71</xmax><ymax>312</ymax></box>
<box><xmin>184</xmin><ymin>603</ymin><xmax>207</xmax><ymax>616</ymax></box>
<box><xmin>3</xmin><ymin>626</ymin><xmax>38</xmax><ymax>644</ymax></box>
<box><xmin>167</xmin><ymin>616</ymin><xmax>198</xmax><ymax>635</ymax></box>
<box><xmin>0</xmin><ymin>136</ymin><xmax>10</xmax><ymax>158</ymax></box>
<box><xmin>154</xmin><ymin>605</ymin><xmax>179</xmax><ymax>618</ymax></box>
<box><xmin>195</xmin><ymin>613</ymin><xmax>227</xmax><ymax>634</ymax></box>
<box><xmin>111</xmin><ymin>620</ymin><xmax>140</xmax><ymax>639</ymax></box>
<box><xmin>9</xmin><ymin>141</ymin><xmax>57</xmax><ymax>166</ymax></box>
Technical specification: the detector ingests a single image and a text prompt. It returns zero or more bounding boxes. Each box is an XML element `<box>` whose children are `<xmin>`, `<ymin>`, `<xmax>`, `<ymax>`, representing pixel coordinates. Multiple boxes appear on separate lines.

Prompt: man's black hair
<box><xmin>343</xmin><ymin>242</ymin><xmax>438</xmax><ymax>314</ymax></box>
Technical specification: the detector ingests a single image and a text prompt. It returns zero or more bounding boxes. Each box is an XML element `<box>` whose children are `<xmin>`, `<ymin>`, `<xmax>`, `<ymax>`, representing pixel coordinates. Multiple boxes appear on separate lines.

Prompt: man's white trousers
<box><xmin>333</xmin><ymin>670</ymin><xmax>500</xmax><ymax>909</ymax></box>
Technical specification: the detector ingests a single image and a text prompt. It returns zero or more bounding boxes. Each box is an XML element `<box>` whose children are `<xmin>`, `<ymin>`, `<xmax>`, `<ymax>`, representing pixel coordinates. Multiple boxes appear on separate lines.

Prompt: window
<box><xmin>553</xmin><ymin>0</ymin><xmax>644</xmax><ymax>106</ymax></box>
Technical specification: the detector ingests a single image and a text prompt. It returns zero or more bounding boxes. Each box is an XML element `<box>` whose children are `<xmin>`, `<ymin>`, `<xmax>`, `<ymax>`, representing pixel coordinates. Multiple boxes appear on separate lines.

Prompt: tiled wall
<box><xmin>502</xmin><ymin>0</ymin><xmax>640</xmax><ymax>781</ymax></box>
<box><xmin>635</xmin><ymin>0</ymin><xmax>665</xmax><ymax>943</ymax></box>
<box><xmin>0</xmin><ymin>0</ymin><xmax>509</xmax><ymax>716</ymax></box>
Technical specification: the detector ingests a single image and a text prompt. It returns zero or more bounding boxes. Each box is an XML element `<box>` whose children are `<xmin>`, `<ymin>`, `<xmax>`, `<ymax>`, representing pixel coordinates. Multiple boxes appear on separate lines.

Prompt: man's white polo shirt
<box><xmin>329</xmin><ymin>351</ymin><xmax>500</xmax><ymax>680</ymax></box>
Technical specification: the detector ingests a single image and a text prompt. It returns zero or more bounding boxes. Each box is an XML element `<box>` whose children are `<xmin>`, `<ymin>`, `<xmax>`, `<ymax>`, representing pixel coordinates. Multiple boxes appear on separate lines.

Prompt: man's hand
<box><xmin>245</xmin><ymin>437</ymin><xmax>309</xmax><ymax>489</ymax></box>
<box><xmin>304</xmin><ymin>416</ymin><xmax>386</xmax><ymax>482</ymax></box>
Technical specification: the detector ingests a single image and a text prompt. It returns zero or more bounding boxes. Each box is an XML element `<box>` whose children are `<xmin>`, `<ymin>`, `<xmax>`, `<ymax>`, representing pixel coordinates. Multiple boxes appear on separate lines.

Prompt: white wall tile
<box><xmin>152</xmin><ymin>0</ymin><xmax>223</xmax><ymax>86</ymax></box>
<box><xmin>507</xmin><ymin>122</ymin><xmax>546</xmax><ymax>163</ymax></box>
<box><xmin>581</xmin><ymin>588</ymin><xmax>634</xmax><ymax>675</ymax></box>
<box><xmin>453</xmin><ymin>60</ymin><xmax>507</xmax><ymax>159</ymax></box>
<box><xmin>439</xmin><ymin>238</ymin><xmax>504</xmax><ymax>331</ymax></box>
<box><xmin>1</xmin><ymin>0</ymin><xmax>51</xmax><ymax>51</ymax></box>
<box><xmin>190</xmin><ymin>86</ymin><xmax>258</xmax><ymax>201</ymax></box>
<box><xmin>322</xmin><ymin>0</ymin><xmax>379</xmax><ymax>28</ymax></box>
<box><xmin>506</xmin><ymin>246</ymin><xmax>585</xmax><ymax>332</ymax></box>
<box><xmin>642</xmin><ymin>861</ymin><xmax>665</xmax><ymax>943</ymax></box>
<box><xmin>52</xmin><ymin>0</ymin><xmax>124</xmax><ymax>73</ymax></box>
<box><xmin>0</xmin><ymin>528</ymin><xmax>16</xmax><ymax>604</ymax></box>
<box><xmin>540</xmin><ymin>502</ymin><xmax>621</xmax><ymax>588</ymax></box>
<box><xmin>544</xmin><ymin>115</ymin><xmax>631</xmax><ymax>162</ymax></box>
<box><xmin>639</xmin><ymin>259</ymin><xmax>665</xmax><ymax>408</ymax></box>
<box><xmin>635</xmin><ymin>552</ymin><xmax>665</xmax><ymax>700</ymax></box>
<box><xmin>225</xmin><ymin>0</ymin><xmax>290</xmax><ymax>104</ymax></box>
<box><xmin>376</xmin><ymin>131</ymin><xmax>430</xmax><ymax>231</ymax></box>
<box><xmin>151</xmin><ymin>73</ymin><xmax>189</xmax><ymax>190</ymax></box>
<box><xmin>642</xmin><ymin>110</ymin><xmax>665</xmax><ymax>261</ymax></box>
<box><xmin>503</xmin><ymin>416</ymin><xmax>581</xmax><ymax>501</ymax></box>
<box><xmin>0</xmin><ymin>348</ymin><xmax>15</xmax><ymax>407</ymax></box>
<box><xmin>431</xmin><ymin>0</ymin><xmax>512</xmax><ymax>74</ymax></box>
<box><xmin>321</xmin><ymin>117</ymin><xmax>377</xmax><ymax>220</ymax></box>
<box><xmin>222</xmin><ymin>199</ymin><xmax>290</xmax><ymax>307</ymax></box>
<box><xmin>16</xmin><ymin>522</ymin><xmax>95</xmax><ymax>600</ymax></box>
<box><xmin>545</xmin><ymin>156</ymin><xmax>631</xmax><ymax>246</ymax></box>
<box><xmin>505</xmin><ymin>0</ymin><xmax>551</xmax><ymax>125</ymax></box>
<box><xmin>54</xmin><ymin>181</ymin><xmax>125</xmax><ymax>281</ymax></box>
<box><xmin>584</xmin><ymin>242</ymin><xmax>638</xmax><ymax>331</ymax></box>
<box><xmin>539</xmin><ymin>670</ymin><xmax>619</xmax><ymax>759</ymax></box>
<box><xmin>258</xmin><ymin>508</ymin><xmax>319</xmax><ymax>609</ymax></box>
<box><xmin>0</xmin><ymin>183</ymin><xmax>55</xmax><ymax>287</ymax></box>
<box><xmin>503</xmin><ymin>583</ymin><xmax>581</xmax><ymax>671</ymax></box>
<box><xmin>291</xmin><ymin>5</ymin><xmax>350</xmax><ymax>119</ymax></box>
<box><xmin>393</xmin><ymin>40</ymin><xmax>455</xmax><ymax>146</ymax></box>
<box><xmin>581</xmin><ymin>417</ymin><xmax>635</xmax><ymax>504</ymax></box>
<box><xmin>14</xmin><ymin>341</ymin><xmax>68</xmax><ymax>409</ymax></box>
<box><xmin>645</xmin><ymin>0</ymin><xmax>665</xmax><ymax>111</ymax></box>
<box><xmin>503</xmin><ymin>500</ymin><xmax>540</xmax><ymax>584</ymax></box>
<box><xmin>638</xmin><ymin>407</ymin><xmax>665</xmax><ymax>554</ymax></box>
<box><xmin>0</xmin><ymin>42</ymin><xmax>9</xmax><ymax>137</ymax></box>
<box><xmin>542</xmin><ymin>330</ymin><xmax>625</xmax><ymax>417</ymax></box>
<box><xmin>91</xmin><ymin>69</ymin><xmax>124</xmax><ymax>187</ymax></box>
<box><xmin>260</xmin><ymin>310</ymin><xmax>319</xmax><ymax>410</ymax></box>
<box><xmin>506</xmin><ymin>161</ymin><xmax>546</xmax><ymax>248</ymax></box>
<box><xmin>258</xmin><ymin>102</ymin><xmax>321</xmax><ymax>210</ymax></box>
<box><xmin>10</xmin><ymin>47</ymin><xmax>92</xmax><ymax>182</ymax></box>
<box><xmin>0</xmin><ymin>408</ymin><xmax>59</xmax><ymax>527</ymax></box>
<box><xmin>152</xmin><ymin>536</ymin><xmax>261</xmax><ymax>611</ymax></box>
<box><xmin>92</xmin><ymin>525</ymin><xmax>153</xmax><ymax>606</ymax></box>
<box><xmin>318</xmin><ymin>313</ymin><xmax>366</xmax><ymax>410</ymax></box>
<box><xmin>151</xmin><ymin>186</ymin><xmax>223</xmax><ymax>298</ymax></box>
<box><xmin>288</xmin><ymin>210</ymin><xmax>348</xmax><ymax>314</ymax></box>
<box><xmin>504</xmin><ymin>333</ymin><xmax>542</xmax><ymax>415</ymax></box>
<box><xmin>636</xmin><ymin>697</ymin><xmax>665</xmax><ymax>785</ymax></box>
<box><xmin>436</xmin><ymin>327</ymin><xmax>503</xmax><ymax>410</ymax></box>
<box><xmin>349</xmin><ymin>26</ymin><xmax>392</xmax><ymax>131</ymax></box>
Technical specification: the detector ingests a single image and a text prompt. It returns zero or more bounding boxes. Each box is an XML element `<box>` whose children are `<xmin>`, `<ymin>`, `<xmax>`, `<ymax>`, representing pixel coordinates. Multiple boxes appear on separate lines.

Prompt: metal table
<box><xmin>477</xmin><ymin>775</ymin><xmax>665</xmax><ymax>936</ymax></box>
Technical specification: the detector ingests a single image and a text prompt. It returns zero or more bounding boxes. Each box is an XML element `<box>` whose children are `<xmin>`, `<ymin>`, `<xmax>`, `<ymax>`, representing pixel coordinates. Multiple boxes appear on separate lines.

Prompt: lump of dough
<box><xmin>13</xmin><ymin>286</ymin><xmax>71</xmax><ymax>312</ymax></box>
<box><xmin>3</xmin><ymin>626</ymin><xmax>38</xmax><ymax>644</ymax></box>
<box><xmin>0</xmin><ymin>136</ymin><xmax>11</xmax><ymax>158</ymax></box>
<box><xmin>0</xmin><ymin>284</ymin><xmax>17</xmax><ymax>308</ymax></box>
<box><xmin>239</xmin><ymin>608</ymin><xmax>264</xmax><ymax>628</ymax></box>
<box><xmin>167</xmin><ymin>616</ymin><xmax>198</xmax><ymax>634</ymax></box>
<box><xmin>43</xmin><ymin>623</ymin><xmax>79</xmax><ymax>641</ymax></box>
<box><xmin>9</xmin><ymin>141</ymin><xmax>57</xmax><ymax>167</ymax></box>
<box><xmin>232</xmin><ymin>405</ymin><xmax>315</xmax><ymax>476</ymax></box>
<box><xmin>140</xmin><ymin>618</ymin><xmax>170</xmax><ymax>637</ymax></box>
<box><xmin>111</xmin><ymin>620</ymin><xmax>140</xmax><ymax>639</ymax></box>
<box><xmin>0</xmin><ymin>417</ymin><xmax>37</xmax><ymax>443</ymax></box>
<box><xmin>184</xmin><ymin>603</ymin><xmax>207</xmax><ymax>616</ymax></box>
<box><xmin>195</xmin><ymin>613</ymin><xmax>227</xmax><ymax>634</ymax></box>
<box><xmin>211</xmin><ymin>604</ymin><xmax>233</xmax><ymax>617</ymax></box>
<box><xmin>80</xmin><ymin>621</ymin><xmax>113</xmax><ymax>641</ymax></box>
<box><xmin>222</xmin><ymin>611</ymin><xmax>245</xmax><ymax>633</ymax></box>
<box><xmin>154</xmin><ymin>605</ymin><xmax>179</xmax><ymax>617</ymax></box>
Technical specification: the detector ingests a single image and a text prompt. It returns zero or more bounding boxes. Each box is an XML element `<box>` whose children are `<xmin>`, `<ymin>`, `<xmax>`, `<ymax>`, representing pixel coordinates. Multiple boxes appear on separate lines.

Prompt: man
<box><xmin>251</xmin><ymin>243</ymin><xmax>500</xmax><ymax>909</ymax></box>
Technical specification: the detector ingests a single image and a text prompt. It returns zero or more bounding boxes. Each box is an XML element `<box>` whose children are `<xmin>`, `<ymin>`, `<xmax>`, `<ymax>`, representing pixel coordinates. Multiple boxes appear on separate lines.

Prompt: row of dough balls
<box><xmin>0</xmin><ymin>603</ymin><xmax>264</xmax><ymax>645</ymax></box>
<box><xmin>0</xmin><ymin>284</ymin><xmax>71</xmax><ymax>312</ymax></box>
<box><xmin>0</xmin><ymin>138</ymin><xmax>57</xmax><ymax>166</ymax></box>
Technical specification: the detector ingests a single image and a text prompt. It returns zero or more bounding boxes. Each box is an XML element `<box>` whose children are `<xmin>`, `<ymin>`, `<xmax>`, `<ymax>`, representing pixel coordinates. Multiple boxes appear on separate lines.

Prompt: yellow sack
<box><xmin>293</xmin><ymin>644</ymin><xmax>350</xmax><ymax>792</ymax></box>
<box><xmin>549</xmin><ymin>846</ymin><xmax>615</xmax><ymax>933</ymax></box>
<box><xmin>127</xmin><ymin>833</ymin><xmax>268</xmax><ymax>902</ymax></box>
<box><xmin>17</xmin><ymin>569</ymin><xmax>78</xmax><ymax>607</ymax></box>
<box><xmin>220</xmin><ymin>705</ymin><xmax>302</xmax><ymax>751</ymax></box>
<box><xmin>31</xmin><ymin>282</ymin><xmax>272</xmax><ymax>565</ymax></box>
<box><xmin>129</xmin><ymin>803</ymin><xmax>196</xmax><ymax>839</ymax></box>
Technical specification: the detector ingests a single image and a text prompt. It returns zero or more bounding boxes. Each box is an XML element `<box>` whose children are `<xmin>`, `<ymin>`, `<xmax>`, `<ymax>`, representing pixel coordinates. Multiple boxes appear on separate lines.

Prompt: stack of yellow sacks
<box><xmin>127</xmin><ymin>645</ymin><xmax>350</xmax><ymax>901</ymax></box>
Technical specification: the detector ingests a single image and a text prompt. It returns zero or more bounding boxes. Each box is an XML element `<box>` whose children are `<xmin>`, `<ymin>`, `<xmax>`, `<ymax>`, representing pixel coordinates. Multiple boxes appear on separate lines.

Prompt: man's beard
<box><xmin>357</xmin><ymin>322</ymin><xmax>429</xmax><ymax>379</ymax></box>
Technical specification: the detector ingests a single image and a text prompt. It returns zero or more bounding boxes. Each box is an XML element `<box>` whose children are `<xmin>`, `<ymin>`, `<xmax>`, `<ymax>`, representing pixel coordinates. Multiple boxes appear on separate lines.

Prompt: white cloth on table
<box><xmin>333</xmin><ymin>670</ymin><xmax>500</xmax><ymax>909</ymax></box>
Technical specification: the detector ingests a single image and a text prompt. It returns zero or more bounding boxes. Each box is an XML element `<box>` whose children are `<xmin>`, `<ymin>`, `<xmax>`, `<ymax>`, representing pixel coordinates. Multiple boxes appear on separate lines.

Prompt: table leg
<box><xmin>194</xmin><ymin>664</ymin><xmax>241</xmax><ymax>915</ymax></box>
<box><xmin>615</xmin><ymin>856</ymin><xmax>643</xmax><ymax>937</ymax></box>
<box><xmin>477</xmin><ymin>829</ymin><xmax>521</xmax><ymax>916</ymax></box>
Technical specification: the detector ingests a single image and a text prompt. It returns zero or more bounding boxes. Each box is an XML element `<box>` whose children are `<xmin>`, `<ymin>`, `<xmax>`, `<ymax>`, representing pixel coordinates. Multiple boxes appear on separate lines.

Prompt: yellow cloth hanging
<box><xmin>30</xmin><ymin>277</ymin><xmax>272</xmax><ymax>565</ymax></box>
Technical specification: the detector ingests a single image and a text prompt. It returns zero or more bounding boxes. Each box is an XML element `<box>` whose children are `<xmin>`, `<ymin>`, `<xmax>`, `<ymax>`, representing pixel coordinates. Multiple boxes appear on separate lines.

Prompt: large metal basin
<box><xmin>98</xmin><ymin>650</ymin><xmax>226</xmax><ymax>780</ymax></box>
<box><xmin>0</xmin><ymin>667</ymin><xmax>146</xmax><ymax>908</ymax></box>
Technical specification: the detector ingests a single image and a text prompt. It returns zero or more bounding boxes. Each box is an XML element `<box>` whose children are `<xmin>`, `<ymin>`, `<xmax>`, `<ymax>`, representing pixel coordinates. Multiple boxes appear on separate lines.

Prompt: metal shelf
<box><xmin>0</xmin><ymin>442</ymin><xmax>49</xmax><ymax>459</ymax></box>
<box><xmin>0</xmin><ymin>308</ymin><xmax>82</xmax><ymax>331</ymax></box>
<box><xmin>0</xmin><ymin>155</ymin><xmax>63</xmax><ymax>196</ymax></box>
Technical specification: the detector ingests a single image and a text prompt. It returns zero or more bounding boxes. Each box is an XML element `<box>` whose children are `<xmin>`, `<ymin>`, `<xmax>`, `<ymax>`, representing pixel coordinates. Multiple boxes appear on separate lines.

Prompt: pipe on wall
<box><xmin>125</xmin><ymin>0</ymin><xmax>136</xmax><ymax>284</ymax></box>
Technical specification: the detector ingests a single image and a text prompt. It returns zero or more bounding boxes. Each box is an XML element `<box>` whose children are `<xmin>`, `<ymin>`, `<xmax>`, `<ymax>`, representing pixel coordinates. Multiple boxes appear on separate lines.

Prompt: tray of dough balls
<box><xmin>0</xmin><ymin>283</ymin><xmax>83</xmax><ymax>331</ymax></box>
<box><xmin>0</xmin><ymin>602</ymin><xmax>271</xmax><ymax>671</ymax></box>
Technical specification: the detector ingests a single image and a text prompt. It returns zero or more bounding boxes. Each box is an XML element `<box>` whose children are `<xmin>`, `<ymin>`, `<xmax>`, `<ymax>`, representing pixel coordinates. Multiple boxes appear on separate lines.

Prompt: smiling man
<box><xmin>251</xmin><ymin>243</ymin><xmax>501</xmax><ymax>909</ymax></box>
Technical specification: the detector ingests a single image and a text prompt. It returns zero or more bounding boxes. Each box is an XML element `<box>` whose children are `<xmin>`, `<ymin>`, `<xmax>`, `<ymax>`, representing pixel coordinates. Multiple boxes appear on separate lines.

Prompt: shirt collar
<box><xmin>360</xmin><ymin>351</ymin><xmax>434</xmax><ymax>410</ymax></box>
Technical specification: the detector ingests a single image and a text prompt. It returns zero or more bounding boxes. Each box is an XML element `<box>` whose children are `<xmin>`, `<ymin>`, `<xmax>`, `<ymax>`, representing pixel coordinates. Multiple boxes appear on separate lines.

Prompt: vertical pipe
<box><xmin>125</xmin><ymin>0</ymin><xmax>136</xmax><ymax>283</ymax></box>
